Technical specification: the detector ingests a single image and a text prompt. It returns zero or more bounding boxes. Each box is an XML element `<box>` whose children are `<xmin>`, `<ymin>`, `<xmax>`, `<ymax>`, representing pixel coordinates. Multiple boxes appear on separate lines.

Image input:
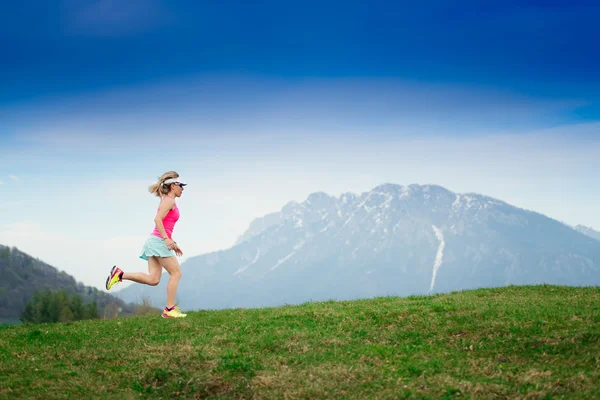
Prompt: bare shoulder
<box><xmin>160</xmin><ymin>196</ymin><xmax>175</xmax><ymax>210</ymax></box>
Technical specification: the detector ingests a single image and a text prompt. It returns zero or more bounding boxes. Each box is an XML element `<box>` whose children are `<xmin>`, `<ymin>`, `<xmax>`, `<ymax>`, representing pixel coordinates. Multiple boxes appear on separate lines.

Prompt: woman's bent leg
<box><xmin>121</xmin><ymin>257</ymin><xmax>162</xmax><ymax>286</ymax></box>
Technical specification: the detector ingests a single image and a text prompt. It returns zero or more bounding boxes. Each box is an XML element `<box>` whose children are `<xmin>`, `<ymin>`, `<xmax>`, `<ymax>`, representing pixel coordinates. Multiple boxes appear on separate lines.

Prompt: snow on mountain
<box><xmin>429</xmin><ymin>225</ymin><xmax>445</xmax><ymax>292</ymax></box>
<box><xmin>575</xmin><ymin>225</ymin><xmax>600</xmax><ymax>242</ymax></box>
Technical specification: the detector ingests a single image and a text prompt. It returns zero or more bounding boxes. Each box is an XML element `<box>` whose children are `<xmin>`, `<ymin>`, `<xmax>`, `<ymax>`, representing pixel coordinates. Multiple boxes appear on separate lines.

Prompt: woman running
<box><xmin>105</xmin><ymin>171</ymin><xmax>188</xmax><ymax>318</ymax></box>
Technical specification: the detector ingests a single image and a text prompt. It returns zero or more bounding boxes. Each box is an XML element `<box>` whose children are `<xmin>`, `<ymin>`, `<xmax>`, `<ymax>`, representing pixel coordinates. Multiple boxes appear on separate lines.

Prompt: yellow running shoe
<box><xmin>162</xmin><ymin>306</ymin><xmax>187</xmax><ymax>318</ymax></box>
<box><xmin>105</xmin><ymin>266</ymin><xmax>123</xmax><ymax>291</ymax></box>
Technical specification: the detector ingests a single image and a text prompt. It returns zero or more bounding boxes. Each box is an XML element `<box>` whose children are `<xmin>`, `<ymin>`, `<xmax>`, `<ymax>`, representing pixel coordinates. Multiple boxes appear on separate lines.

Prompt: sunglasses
<box><xmin>176</xmin><ymin>183</ymin><xmax>186</xmax><ymax>188</ymax></box>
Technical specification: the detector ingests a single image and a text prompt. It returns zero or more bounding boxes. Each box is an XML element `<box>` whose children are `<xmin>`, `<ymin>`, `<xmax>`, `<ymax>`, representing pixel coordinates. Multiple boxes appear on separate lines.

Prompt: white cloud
<box><xmin>3</xmin><ymin>76</ymin><xmax>589</xmax><ymax>153</ymax></box>
<box><xmin>8</xmin><ymin>175</ymin><xmax>20</xmax><ymax>183</ymax></box>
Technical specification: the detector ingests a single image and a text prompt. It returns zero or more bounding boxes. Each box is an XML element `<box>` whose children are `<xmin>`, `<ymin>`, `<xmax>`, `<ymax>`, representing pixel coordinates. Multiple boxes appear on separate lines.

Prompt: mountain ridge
<box><xmin>115</xmin><ymin>183</ymin><xmax>600</xmax><ymax>310</ymax></box>
<box><xmin>575</xmin><ymin>225</ymin><xmax>600</xmax><ymax>242</ymax></box>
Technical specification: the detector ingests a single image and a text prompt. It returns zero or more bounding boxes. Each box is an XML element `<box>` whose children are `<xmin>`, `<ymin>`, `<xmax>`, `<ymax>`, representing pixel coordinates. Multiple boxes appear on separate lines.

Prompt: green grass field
<box><xmin>1</xmin><ymin>285</ymin><xmax>599</xmax><ymax>399</ymax></box>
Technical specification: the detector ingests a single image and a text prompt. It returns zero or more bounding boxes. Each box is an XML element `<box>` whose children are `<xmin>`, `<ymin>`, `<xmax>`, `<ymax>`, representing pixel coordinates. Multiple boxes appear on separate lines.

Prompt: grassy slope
<box><xmin>0</xmin><ymin>285</ymin><xmax>599</xmax><ymax>399</ymax></box>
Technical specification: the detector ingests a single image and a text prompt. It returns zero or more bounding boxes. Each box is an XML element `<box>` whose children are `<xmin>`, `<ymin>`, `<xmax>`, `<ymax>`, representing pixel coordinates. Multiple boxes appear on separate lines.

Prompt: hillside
<box><xmin>1</xmin><ymin>285</ymin><xmax>598</xmax><ymax>399</ymax></box>
<box><xmin>117</xmin><ymin>183</ymin><xmax>600</xmax><ymax>310</ymax></box>
<box><xmin>0</xmin><ymin>244</ymin><xmax>136</xmax><ymax>321</ymax></box>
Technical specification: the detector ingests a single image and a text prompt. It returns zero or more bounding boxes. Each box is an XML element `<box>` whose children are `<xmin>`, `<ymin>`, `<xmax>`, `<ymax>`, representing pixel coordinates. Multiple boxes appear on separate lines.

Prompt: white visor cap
<box><xmin>163</xmin><ymin>177</ymin><xmax>187</xmax><ymax>186</ymax></box>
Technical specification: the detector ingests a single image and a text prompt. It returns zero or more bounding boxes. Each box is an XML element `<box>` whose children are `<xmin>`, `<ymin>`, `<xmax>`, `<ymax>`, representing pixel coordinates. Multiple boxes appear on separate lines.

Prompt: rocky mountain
<box><xmin>575</xmin><ymin>225</ymin><xmax>600</xmax><ymax>242</ymax></box>
<box><xmin>115</xmin><ymin>184</ymin><xmax>600</xmax><ymax>310</ymax></box>
<box><xmin>234</xmin><ymin>211</ymin><xmax>283</xmax><ymax>246</ymax></box>
<box><xmin>0</xmin><ymin>244</ymin><xmax>137</xmax><ymax>320</ymax></box>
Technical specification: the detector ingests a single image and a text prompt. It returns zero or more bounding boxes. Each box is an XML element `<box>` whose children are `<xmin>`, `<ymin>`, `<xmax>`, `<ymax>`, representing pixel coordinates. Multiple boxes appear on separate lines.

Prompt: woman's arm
<box><xmin>154</xmin><ymin>197</ymin><xmax>176</xmax><ymax>249</ymax></box>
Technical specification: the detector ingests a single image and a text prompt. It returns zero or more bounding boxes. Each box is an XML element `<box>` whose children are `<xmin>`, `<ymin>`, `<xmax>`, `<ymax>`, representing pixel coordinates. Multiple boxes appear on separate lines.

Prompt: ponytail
<box><xmin>148</xmin><ymin>171</ymin><xmax>179</xmax><ymax>197</ymax></box>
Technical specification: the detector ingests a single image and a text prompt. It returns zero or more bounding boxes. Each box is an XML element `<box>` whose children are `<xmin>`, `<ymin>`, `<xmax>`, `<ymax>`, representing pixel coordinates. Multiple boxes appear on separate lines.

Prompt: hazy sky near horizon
<box><xmin>1</xmin><ymin>1</ymin><xmax>599</xmax><ymax>290</ymax></box>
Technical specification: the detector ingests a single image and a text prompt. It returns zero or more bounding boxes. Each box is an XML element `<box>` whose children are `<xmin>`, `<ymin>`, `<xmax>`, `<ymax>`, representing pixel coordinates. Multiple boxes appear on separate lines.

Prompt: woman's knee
<box><xmin>171</xmin><ymin>270</ymin><xmax>182</xmax><ymax>280</ymax></box>
<box><xmin>160</xmin><ymin>258</ymin><xmax>182</xmax><ymax>279</ymax></box>
<box><xmin>149</xmin><ymin>276</ymin><xmax>161</xmax><ymax>286</ymax></box>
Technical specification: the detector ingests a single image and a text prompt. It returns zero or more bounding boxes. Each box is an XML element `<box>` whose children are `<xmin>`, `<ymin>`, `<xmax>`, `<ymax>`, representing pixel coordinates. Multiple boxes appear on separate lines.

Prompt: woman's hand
<box><xmin>174</xmin><ymin>244</ymin><xmax>183</xmax><ymax>257</ymax></box>
<box><xmin>164</xmin><ymin>238</ymin><xmax>176</xmax><ymax>250</ymax></box>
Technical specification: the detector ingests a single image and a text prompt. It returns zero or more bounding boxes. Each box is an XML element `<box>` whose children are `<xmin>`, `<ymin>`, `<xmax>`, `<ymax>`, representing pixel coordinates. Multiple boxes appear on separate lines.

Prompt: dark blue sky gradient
<box><xmin>1</xmin><ymin>0</ymin><xmax>599</xmax><ymax>119</ymax></box>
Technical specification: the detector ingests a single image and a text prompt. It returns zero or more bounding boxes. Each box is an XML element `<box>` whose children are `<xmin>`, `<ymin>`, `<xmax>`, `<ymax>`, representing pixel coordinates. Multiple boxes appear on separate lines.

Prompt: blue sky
<box><xmin>1</xmin><ymin>1</ymin><xmax>599</xmax><ymax>289</ymax></box>
<box><xmin>2</xmin><ymin>1</ymin><xmax>600</xmax><ymax>105</ymax></box>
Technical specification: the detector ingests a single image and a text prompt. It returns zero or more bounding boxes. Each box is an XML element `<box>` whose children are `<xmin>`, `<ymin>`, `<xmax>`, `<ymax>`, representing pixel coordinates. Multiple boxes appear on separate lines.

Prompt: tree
<box><xmin>70</xmin><ymin>294</ymin><xmax>85</xmax><ymax>319</ymax></box>
<box><xmin>85</xmin><ymin>301</ymin><xmax>99</xmax><ymax>319</ymax></box>
<box><xmin>20</xmin><ymin>289</ymin><xmax>100</xmax><ymax>324</ymax></box>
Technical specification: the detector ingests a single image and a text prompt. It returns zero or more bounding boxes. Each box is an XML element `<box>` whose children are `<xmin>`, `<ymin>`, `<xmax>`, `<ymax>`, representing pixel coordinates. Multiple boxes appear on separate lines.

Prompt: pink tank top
<box><xmin>151</xmin><ymin>196</ymin><xmax>180</xmax><ymax>239</ymax></box>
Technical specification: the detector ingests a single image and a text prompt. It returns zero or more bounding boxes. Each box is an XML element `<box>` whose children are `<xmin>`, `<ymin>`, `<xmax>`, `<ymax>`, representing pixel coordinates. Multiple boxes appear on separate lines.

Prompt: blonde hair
<box><xmin>148</xmin><ymin>171</ymin><xmax>180</xmax><ymax>197</ymax></box>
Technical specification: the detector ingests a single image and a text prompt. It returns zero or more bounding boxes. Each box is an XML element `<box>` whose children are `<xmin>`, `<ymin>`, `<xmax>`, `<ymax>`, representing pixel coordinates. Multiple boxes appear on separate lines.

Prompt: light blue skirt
<box><xmin>140</xmin><ymin>236</ymin><xmax>175</xmax><ymax>261</ymax></box>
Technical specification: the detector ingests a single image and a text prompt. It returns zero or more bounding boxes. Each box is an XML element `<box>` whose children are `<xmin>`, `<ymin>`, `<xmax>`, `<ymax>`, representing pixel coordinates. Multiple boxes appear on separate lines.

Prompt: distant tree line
<box><xmin>20</xmin><ymin>289</ymin><xmax>99</xmax><ymax>324</ymax></box>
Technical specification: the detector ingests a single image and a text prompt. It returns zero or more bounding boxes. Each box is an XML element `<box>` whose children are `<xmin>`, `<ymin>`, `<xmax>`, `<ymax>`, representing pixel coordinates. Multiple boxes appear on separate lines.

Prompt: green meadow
<box><xmin>1</xmin><ymin>285</ymin><xmax>598</xmax><ymax>399</ymax></box>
